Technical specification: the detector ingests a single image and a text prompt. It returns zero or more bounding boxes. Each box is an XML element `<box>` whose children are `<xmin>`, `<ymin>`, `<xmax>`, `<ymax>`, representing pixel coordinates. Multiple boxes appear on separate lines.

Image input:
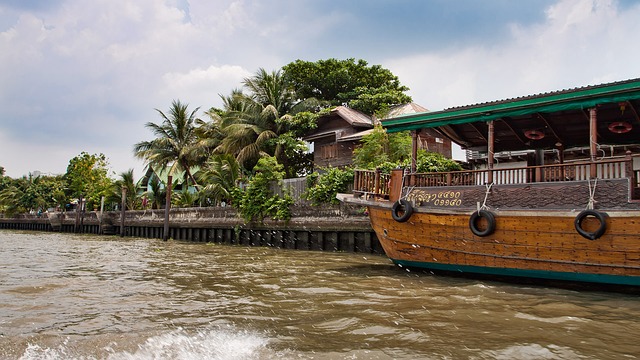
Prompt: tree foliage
<box><xmin>353</xmin><ymin>127</ymin><xmax>461</xmax><ymax>174</ymax></box>
<box><xmin>213</xmin><ymin>69</ymin><xmax>315</xmax><ymax>176</ymax></box>
<box><xmin>64</xmin><ymin>152</ymin><xmax>112</xmax><ymax>209</ymax></box>
<box><xmin>304</xmin><ymin>167</ymin><xmax>355</xmax><ymax>205</ymax></box>
<box><xmin>197</xmin><ymin>154</ymin><xmax>240</xmax><ymax>206</ymax></box>
<box><xmin>107</xmin><ymin>169</ymin><xmax>139</xmax><ymax>210</ymax></box>
<box><xmin>414</xmin><ymin>151</ymin><xmax>462</xmax><ymax>173</ymax></box>
<box><xmin>282</xmin><ymin>58</ymin><xmax>412</xmax><ymax>116</ymax></box>
<box><xmin>0</xmin><ymin>174</ymin><xmax>67</xmax><ymax>215</ymax></box>
<box><xmin>142</xmin><ymin>176</ymin><xmax>166</xmax><ymax>210</ymax></box>
<box><xmin>232</xmin><ymin>157</ymin><xmax>293</xmax><ymax>222</ymax></box>
<box><xmin>133</xmin><ymin>100</ymin><xmax>202</xmax><ymax>189</ymax></box>
<box><xmin>353</xmin><ymin>126</ymin><xmax>412</xmax><ymax>169</ymax></box>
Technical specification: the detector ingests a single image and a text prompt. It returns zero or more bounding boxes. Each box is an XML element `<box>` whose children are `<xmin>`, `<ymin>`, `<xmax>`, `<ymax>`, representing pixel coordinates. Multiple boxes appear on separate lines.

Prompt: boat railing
<box><xmin>353</xmin><ymin>153</ymin><xmax>640</xmax><ymax>199</ymax></box>
<box><xmin>353</xmin><ymin>169</ymin><xmax>390</xmax><ymax>199</ymax></box>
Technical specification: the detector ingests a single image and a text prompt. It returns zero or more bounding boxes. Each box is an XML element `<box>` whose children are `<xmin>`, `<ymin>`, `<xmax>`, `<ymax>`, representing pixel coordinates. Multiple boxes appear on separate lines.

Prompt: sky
<box><xmin>1</xmin><ymin>0</ymin><xmax>640</xmax><ymax>179</ymax></box>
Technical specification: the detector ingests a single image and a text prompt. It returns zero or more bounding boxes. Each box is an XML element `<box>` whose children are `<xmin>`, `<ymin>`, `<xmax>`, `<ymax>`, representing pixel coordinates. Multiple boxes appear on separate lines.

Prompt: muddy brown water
<box><xmin>0</xmin><ymin>230</ymin><xmax>638</xmax><ymax>359</ymax></box>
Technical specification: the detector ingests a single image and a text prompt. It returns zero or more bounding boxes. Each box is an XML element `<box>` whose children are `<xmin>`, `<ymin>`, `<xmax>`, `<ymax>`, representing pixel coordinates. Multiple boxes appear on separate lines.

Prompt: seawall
<box><xmin>0</xmin><ymin>204</ymin><xmax>383</xmax><ymax>254</ymax></box>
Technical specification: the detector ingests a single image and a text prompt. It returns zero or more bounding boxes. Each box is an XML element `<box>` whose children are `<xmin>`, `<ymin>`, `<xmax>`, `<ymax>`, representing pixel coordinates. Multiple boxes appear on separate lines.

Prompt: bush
<box><xmin>233</xmin><ymin>157</ymin><xmax>293</xmax><ymax>222</ymax></box>
<box><xmin>304</xmin><ymin>167</ymin><xmax>354</xmax><ymax>205</ymax></box>
<box><xmin>374</xmin><ymin>150</ymin><xmax>462</xmax><ymax>174</ymax></box>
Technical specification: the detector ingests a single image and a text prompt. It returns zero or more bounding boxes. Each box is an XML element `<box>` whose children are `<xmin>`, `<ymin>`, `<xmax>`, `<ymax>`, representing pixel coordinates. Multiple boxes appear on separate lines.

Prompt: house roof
<box><xmin>303</xmin><ymin>105</ymin><xmax>374</xmax><ymax>142</ymax></box>
<box><xmin>337</xmin><ymin>129</ymin><xmax>374</xmax><ymax>142</ymax></box>
<box><xmin>329</xmin><ymin>106</ymin><xmax>374</xmax><ymax>127</ymax></box>
<box><xmin>303</xmin><ymin>130</ymin><xmax>338</xmax><ymax>142</ymax></box>
<box><xmin>137</xmin><ymin>164</ymin><xmax>193</xmax><ymax>188</ymax></box>
<box><xmin>384</xmin><ymin>103</ymin><xmax>430</xmax><ymax>119</ymax></box>
<box><xmin>381</xmin><ymin>78</ymin><xmax>640</xmax><ymax>152</ymax></box>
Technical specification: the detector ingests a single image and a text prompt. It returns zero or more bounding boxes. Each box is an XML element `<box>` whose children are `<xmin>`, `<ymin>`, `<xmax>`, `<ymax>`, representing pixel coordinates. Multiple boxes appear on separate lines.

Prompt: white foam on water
<box><xmin>477</xmin><ymin>343</ymin><xmax>583</xmax><ymax>360</ymax></box>
<box><xmin>18</xmin><ymin>326</ymin><xmax>283</xmax><ymax>360</ymax></box>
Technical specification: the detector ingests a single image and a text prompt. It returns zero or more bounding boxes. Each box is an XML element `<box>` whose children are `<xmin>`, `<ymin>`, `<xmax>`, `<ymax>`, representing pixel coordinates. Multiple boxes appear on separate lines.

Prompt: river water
<box><xmin>0</xmin><ymin>230</ymin><xmax>639</xmax><ymax>359</ymax></box>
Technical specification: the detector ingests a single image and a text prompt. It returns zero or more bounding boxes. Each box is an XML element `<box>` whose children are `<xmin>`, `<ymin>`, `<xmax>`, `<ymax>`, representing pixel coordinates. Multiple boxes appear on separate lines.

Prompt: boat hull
<box><xmin>368</xmin><ymin>205</ymin><xmax>640</xmax><ymax>286</ymax></box>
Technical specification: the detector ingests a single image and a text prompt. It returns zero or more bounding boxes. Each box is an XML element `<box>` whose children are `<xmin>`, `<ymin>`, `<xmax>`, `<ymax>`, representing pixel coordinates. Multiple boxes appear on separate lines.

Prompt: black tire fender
<box><xmin>391</xmin><ymin>199</ymin><xmax>413</xmax><ymax>223</ymax></box>
<box><xmin>574</xmin><ymin>210</ymin><xmax>607</xmax><ymax>240</ymax></box>
<box><xmin>469</xmin><ymin>210</ymin><xmax>496</xmax><ymax>237</ymax></box>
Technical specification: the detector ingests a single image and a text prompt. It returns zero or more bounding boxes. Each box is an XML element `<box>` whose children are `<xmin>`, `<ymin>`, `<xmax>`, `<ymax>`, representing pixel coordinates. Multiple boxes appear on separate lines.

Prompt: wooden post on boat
<box><xmin>411</xmin><ymin>130</ymin><xmax>418</xmax><ymax>173</ymax></box>
<box><xmin>410</xmin><ymin>130</ymin><xmax>419</xmax><ymax>186</ymax></box>
<box><xmin>120</xmin><ymin>188</ymin><xmax>126</xmax><ymax>237</ymax></box>
<box><xmin>389</xmin><ymin>168</ymin><xmax>404</xmax><ymax>203</ymax></box>
<box><xmin>487</xmin><ymin>120</ymin><xmax>495</xmax><ymax>184</ymax></box>
<box><xmin>373</xmin><ymin>168</ymin><xmax>381</xmax><ymax>196</ymax></box>
<box><xmin>163</xmin><ymin>175</ymin><xmax>172</xmax><ymax>241</ymax></box>
<box><xmin>589</xmin><ymin>108</ymin><xmax>598</xmax><ymax>179</ymax></box>
<box><xmin>625</xmin><ymin>150</ymin><xmax>636</xmax><ymax>198</ymax></box>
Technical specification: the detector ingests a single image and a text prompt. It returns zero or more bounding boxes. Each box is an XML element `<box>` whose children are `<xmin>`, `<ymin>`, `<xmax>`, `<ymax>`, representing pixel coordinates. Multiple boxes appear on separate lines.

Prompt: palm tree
<box><xmin>216</xmin><ymin>100</ymin><xmax>278</xmax><ymax>169</ymax></box>
<box><xmin>215</xmin><ymin>70</ymin><xmax>297</xmax><ymax>170</ymax></box>
<box><xmin>243</xmin><ymin>68</ymin><xmax>295</xmax><ymax>116</ymax></box>
<box><xmin>0</xmin><ymin>185</ymin><xmax>26</xmax><ymax>215</ymax></box>
<box><xmin>109</xmin><ymin>169</ymin><xmax>138</xmax><ymax>210</ymax></box>
<box><xmin>193</xmin><ymin>107</ymin><xmax>225</xmax><ymax>163</ymax></box>
<box><xmin>143</xmin><ymin>176</ymin><xmax>165</xmax><ymax>209</ymax></box>
<box><xmin>133</xmin><ymin>100</ymin><xmax>202</xmax><ymax>189</ymax></box>
<box><xmin>197</xmin><ymin>154</ymin><xmax>240</xmax><ymax>205</ymax></box>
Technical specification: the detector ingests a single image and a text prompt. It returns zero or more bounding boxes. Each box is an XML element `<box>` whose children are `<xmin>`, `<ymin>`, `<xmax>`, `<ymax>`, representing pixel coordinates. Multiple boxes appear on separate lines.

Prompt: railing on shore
<box><xmin>354</xmin><ymin>154</ymin><xmax>640</xmax><ymax>200</ymax></box>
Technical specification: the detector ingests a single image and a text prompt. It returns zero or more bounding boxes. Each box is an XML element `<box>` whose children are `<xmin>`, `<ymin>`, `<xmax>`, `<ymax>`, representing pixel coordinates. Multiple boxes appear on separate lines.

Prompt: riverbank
<box><xmin>0</xmin><ymin>204</ymin><xmax>383</xmax><ymax>254</ymax></box>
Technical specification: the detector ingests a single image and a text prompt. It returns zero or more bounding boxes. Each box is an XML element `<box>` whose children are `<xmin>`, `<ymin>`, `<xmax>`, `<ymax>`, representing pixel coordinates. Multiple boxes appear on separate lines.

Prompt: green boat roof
<box><xmin>381</xmin><ymin>77</ymin><xmax>640</xmax><ymax>153</ymax></box>
<box><xmin>383</xmin><ymin>78</ymin><xmax>640</xmax><ymax>133</ymax></box>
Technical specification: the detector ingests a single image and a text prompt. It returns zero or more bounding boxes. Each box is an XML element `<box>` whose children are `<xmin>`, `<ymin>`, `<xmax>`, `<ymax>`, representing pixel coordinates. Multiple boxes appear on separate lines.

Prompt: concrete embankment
<box><xmin>0</xmin><ymin>205</ymin><xmax>383</xmax><ymax>254</ymax></box>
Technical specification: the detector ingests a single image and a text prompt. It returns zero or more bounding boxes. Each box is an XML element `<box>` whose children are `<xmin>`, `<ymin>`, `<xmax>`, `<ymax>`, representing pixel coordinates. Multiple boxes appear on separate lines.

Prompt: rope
<box><xmin>586</xmin><ymin>177</ymin><xmax>598</xmax><ymax>210</ymax></box>
<box><xmin>478</xmin><ymin>182</ymin><xmax>494</xmax><ymax>211</ymax></box>
<box><xmin>400</xmin><ymin>171</ymin><xmax>414</xmax><ymax>200</ymax></box>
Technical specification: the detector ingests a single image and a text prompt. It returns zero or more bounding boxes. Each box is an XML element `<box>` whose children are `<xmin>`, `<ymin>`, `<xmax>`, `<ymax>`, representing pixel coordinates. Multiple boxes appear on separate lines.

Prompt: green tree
<box><xmin>243</xmin><ymin>68</ymin><xmax>295</xmax><ymax>116</ymax></box>
<box><xmin>415</xmin><ymin>151</ymin><xmax>462</xmax><ymax>173</ymax></box>
<box><xmin>195</xmin><ymin>107</ymin><xmax>226</xmax><ymax>160</ymax></box>
<box><xmin>134</xmin><ymin>100</ymin><xmax>202</xmax><ymax>189</ymax></box>
<box><xmin>215</xmin><ymin>69</ymin><xmax>314</xmax><ymax>176</ymax></box>
<box><xmin>174</xmin><ymin>188</ymin><xmax>200</xmax><ymax>208</ymax></box>
<box><xmin>216</xmin><ymin>94</ymin><xmax>278</xmax><ymax>170</ymax></box>
<box><xmin>0</xmin><ymin>183</ymin><xmax>25</xmax><ymax>215</ymax></box>
<box><xmin>353</xmin><ymin>127</ymin><xmax>459</xmax><ymax>173</ymax></box>
<box><xmin>141</xmin><ymin>176</ymin><xmax>163</xmax><ymax>209</ymax></box>
<box><xmin>197</xmin><ymin>154</ymin><xmax>241</xmax><ymax>206</ymax></box>
<box><xmin>282</xmin><ymin>58</ymin><xmax>412</xmax><ymax>116</ymax></box>
<box><xmin>232</xmin><ymin>156</ymin><xmax>293</xmax><ymax>222</ymax></box>
<box><xmin>304</xmin><ymin>167</ymin><xmax>355</xmax><ymax>205</ymax></box>
<box><xmin>64</xmin><ymin>152</ymin><xmax>112</xmax><ymax>209</ymax></box>
<box><xmin>353</xmin><ymin>126</ymin><xmax>412</xmax><ymax>169</ymax></box>
<box><xmin>108</xmin><ymin>169</ymin><xmax>139</xmax><ymax>210</ymax></box>
<box><xmin>0</xmin><ymin>174</ymin><xmax>67</xmax><ymax>215</ymax></box>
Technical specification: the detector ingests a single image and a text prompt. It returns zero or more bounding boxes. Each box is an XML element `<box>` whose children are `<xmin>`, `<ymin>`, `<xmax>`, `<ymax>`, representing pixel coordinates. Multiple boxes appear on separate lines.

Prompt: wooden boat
<box><xmin>340</xmin><ymin>78</ymin><xmax>640</xmax><ymax>287</ymax></box>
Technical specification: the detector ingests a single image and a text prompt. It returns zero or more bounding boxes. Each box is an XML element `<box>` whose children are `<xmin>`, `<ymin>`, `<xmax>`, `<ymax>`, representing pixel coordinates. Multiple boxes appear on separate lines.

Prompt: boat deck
<box><xmin>353</xmin><ymin>153</ymin><xmax>640</xmax><ymax>204</ymax></box>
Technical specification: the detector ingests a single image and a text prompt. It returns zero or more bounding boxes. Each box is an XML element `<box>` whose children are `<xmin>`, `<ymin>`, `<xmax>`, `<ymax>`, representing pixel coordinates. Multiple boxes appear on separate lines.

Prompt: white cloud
<box><xmin>161</xmin><ymin>64</ymin><xmax>252</xmax><ymax>109</ymax></box>
<box><xmin>386</xmin><ymin>0</ymin><xmax>640</xmax><ymax>111</ymax></box>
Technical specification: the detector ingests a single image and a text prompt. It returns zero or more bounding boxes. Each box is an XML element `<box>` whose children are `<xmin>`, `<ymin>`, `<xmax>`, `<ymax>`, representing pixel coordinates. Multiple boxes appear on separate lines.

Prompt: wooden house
<box><xmin>303</xmin><ymin>106</ymin><xmax>375</xmax><ymax>169</ymax></box>
<box><xmin>304</xmin><ymin>104</ymin><xmax>453</xmax><ymax>169</ymax></box>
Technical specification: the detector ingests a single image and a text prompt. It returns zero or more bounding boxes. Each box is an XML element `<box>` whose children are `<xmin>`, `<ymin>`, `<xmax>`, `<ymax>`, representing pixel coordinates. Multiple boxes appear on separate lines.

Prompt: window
<box><xmin>319</xmin><ymin>143</ymin><xmax>338</xmax><ymax>159</ymax></box>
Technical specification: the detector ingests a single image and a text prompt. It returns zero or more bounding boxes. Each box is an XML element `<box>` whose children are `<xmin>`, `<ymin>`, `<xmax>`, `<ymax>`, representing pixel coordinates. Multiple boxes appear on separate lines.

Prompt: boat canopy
<box><xmin>382</xmin><ymin>78</ymin><xmax>640</xmax><ymax>153</ymax></box>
